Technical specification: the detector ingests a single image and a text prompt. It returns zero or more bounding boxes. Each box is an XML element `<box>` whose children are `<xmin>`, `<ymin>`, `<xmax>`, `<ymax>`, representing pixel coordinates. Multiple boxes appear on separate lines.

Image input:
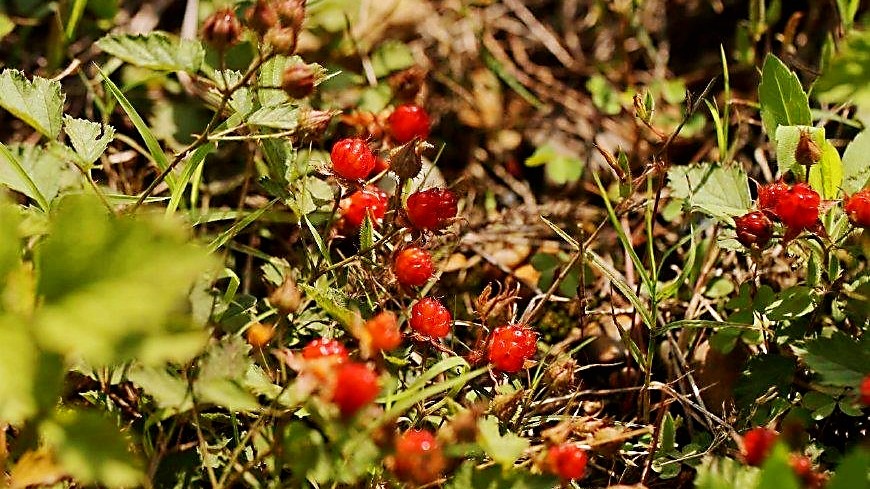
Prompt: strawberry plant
<box><xmin>0</xmin><ymin>1</ymin><xmax>867</xmax><ymax>488</ymax></box>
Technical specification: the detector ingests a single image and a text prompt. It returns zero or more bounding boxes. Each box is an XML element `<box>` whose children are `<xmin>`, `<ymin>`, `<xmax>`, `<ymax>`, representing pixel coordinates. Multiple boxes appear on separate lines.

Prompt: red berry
<box><xmin>487</xmin><ymin>324</ymin><xmax>537</xmax><ymax>373</ymax></box>
<box><xmin>392</xmin><ymin>429</ymin><xmax>446</xmax><ymax>484</ymax></box>
<box><xmin>302</xmin><ymin>338</ymin><xmax>349</xmax><ymax>362</ymax></box>
<box><xmin>409</xmin><ymin>298</ymin><xmax>452</xmax><ymax>339</ymax></box>
<box><xmin>844</xmin><ymin>188</ymin><xmax>870</xmax><ymax>228</ymax></box>
<box><xmin>789</xmin><ymin>454</ymin><xmax>813</xmax><ymax>480</ymax></box>
<box><xmin>393</xmin><ymin>247</ymin><xmax>434</xmax><ymax>287</ymax></box>
<box><xmin>860</xmin><ymin>374</ymin><xmax>870</xmax><ymax>406</ymax></box>
<box><xmin>742</xmin><ymin>427</ymin><xmax>778</xmax><ymax>466</ymax></box>
<box><xmin>330</xmin><ymin>362</ymin><xmax>380</xmax><ymax>417</ymax></box>
<box><xmin>388</xmin><ymin>104</ymin><xmax>431</xmax><ymax>144</ymax></box>
<box><xmin>340</xmin><ymin>185</ymin><xmax>389</xmax><ymax>229</ymax></box>
<box><xmin>365</xmin><ymin>311</ymin><xmax>403</xmax><ymax>352</ymax></box>
<box><xmin>406</xmin><ymin>188</ymin><xmax>458</xmax><ymax>231</ymax></box>
<box><xmin>775</xmin><ymin>183</ymin><xmax>821</xmax><ymax>231</ymax></box>
<box><xmin>546</xmin><ymin>443</ymin><xmax>588</xmax><ymax>481</ymax></box>
<box><xmin>370</xmin><ymin>156</ymin><xmax>390</xmax><ymax>177</ymax></box>
<box><xmin>757</xmin><ymin>180</ymin><xmax>789</xmax><ymax>215</ymax></box>
<box><xmin>734</xmin><ymin>211</ymin><xmax>773</xmax><ymax>249</ymax></box>
<box><xmin>331</xmin><ymin>138</ymin><xmax>375</xmax><ymax>180</ymax></box>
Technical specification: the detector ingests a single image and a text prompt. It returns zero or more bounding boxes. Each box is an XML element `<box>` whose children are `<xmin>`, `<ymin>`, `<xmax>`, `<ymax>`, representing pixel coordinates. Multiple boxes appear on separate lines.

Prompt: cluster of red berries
<box><xmin>741</xmin><ymin>427</ymin><xmax>824</xmax><ymax>487</ymax></box>
<box><xmin>545</xmin><ymin>443</ymin><xmax>588</xmax><ymax>481</ymax></box>
<box><xmin>299</xmin><ymin>337</ymin><xmax>379</xmax><ymax>416</ymax></box>
<box><xmin>735</xmin><ymin>181</ymin><xmax>870</xmax><ymax>250</ymax></box>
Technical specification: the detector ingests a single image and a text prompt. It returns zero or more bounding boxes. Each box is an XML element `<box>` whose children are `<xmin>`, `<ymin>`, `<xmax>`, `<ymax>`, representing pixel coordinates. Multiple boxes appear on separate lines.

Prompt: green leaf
<box><xmin>765</xmin><ymin>286</ymin><xmax>817</xmax><ymax>320</ymax></box>
<box><xmin>667</xmin><ymin>163</ymin><xmax>752</xmax><ymax>220</ymax></box>
<box><xmin>299</xmin><ymin>281</ymin><xmax>358</xmax><ymax>328</ymax></box>
<box><xmin>39</xmin><ymin>409</ymin><xmax>143</xmax><ymax>488</ymax></box>
<box><xmin>370</xmin><ymin>40</ymin><xmax>415</xmax><ymax>77</ymax></box>
<box><xmin>257</xmin><ymin>55</ymin><xmax>307</xmax><ymax>107</ymax></box>
<box><xmin>247</xmin><ymin>103</ymin><xmax>299</xmax><ymax>130</ymax></box>
<box><xmin>758</xmin><ymin>54</ymin><xmax>812</xmax><ymax>140</ymax></box>
<box><xmin>282</xmin><ymin>422</ymin><xmax>332</xmax><ymax>483</ymax></box>
<box><xmin>0</xmin><ymin>317</ymin><xmax>41</xmax><ymax>425</ymax></box>
<box><xmin>757</xmin><ymin>444</ymin><xmax>801</xmax><ymax>489</ymax></box>
<box><xmin>736</xmin><ymin>355</ymin><xmax>796</xmax><ymax>409</ymax></box>
<box><xmin>0</xmin><ymin>14</ymin><xmax>15</xmax><ymax>40</ymax></box>
<box><xmin>695</xmin><ymin>456</ymin><xmax>760</xmax><ymax>489</ymax></box>
<box><xmin>96</xmin><ymin>32</ymin><xmax>204</xmax><ymax>72</ymax></box>
<box><xmin>34</xmin><ymin>195</ymin><xmax>214</xmax><ymax>366</ymax></box>
<box><xmin>477</xmin><ymin>416</ymin><xmax>529</xmax><ymax>468</ymax></box>
<box><xmin>63</xmin><ymin>116</ymin><xmax>115</xmax><ymax>168</ymax></box>
<box><xmin>127</xmin><ymin>365</ymin><xmax>192</xmax><ymax>414</ymax></box>
<box><xmin>827</xmin><ymin>446</ymin><xmax>870</xmax><ymax>489</ymax></box>
<box><xmin>0</xmin><ymin>69</ymin><xmax>64</xmax><ymax>139</ymax></box>
<box><xmin>448</xmin><ymin>462</ymin><xmax>558</xmax><ymax>489</ymax></box>
<box><xmin>841</xmin><ymin>130</ymin><xmax>870</xmax><ymax>193</ymax></box>
<box><xmin>195</xmin><ymin>336</ymin><xmax>259</xmax><ymax>412</ymax></box>
<box><xmin>798</xmin><ymin>332</ymin><xmax>870</xmax><ymax>387</ymax></box>
<box><xmin>815</xmin><ymin>29</ymin><xmax>870</xmax><ymax>118</ymax></box>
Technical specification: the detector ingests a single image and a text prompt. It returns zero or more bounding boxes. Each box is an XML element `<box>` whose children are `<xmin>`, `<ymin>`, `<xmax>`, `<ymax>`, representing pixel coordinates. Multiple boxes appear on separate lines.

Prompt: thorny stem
<box><xmin>129</xmin><ymin>51</ymin><xmax>276</xmax><ymax>213</ymax></box>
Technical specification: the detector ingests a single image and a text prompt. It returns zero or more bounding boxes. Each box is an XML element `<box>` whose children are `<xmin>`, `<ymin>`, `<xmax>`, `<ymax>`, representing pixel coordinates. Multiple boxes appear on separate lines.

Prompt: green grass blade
<box><xmin>207</xmin><ymin>199</ymin><xmax>278</xmax><ymax>253</ymax></box>
<box><xmin>166</xmin><ymin>142</ymin><xmax>213</xmax><ymax>215</ymax></box>
<box><xmin>98</xmin><ymin>68</ymin><xmax>176</xmax><ymax>191</ymax></box>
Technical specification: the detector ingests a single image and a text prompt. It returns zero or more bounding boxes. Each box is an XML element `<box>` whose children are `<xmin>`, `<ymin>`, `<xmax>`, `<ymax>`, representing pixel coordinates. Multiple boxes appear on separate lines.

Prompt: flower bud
<box><xmin>265</xmin><ymin>26</ymin><xmax>298</xmax><ymax>55</ymax></box>
<box><xmin>246</xmin><ymin>0</ymin><xmax>278</xmax><ymax>36</ymax></box>
<box><xmin>268</xmin><ymin>275</ymin><xmax>302</xmax><ymax>315</ymax></box>
<box><xmin>281</xmin><ymin>63</ymin><xmax>316</xmax><ymax>98</ymax></box>
<box><xmin>795</xmin><ymin>130</ymin><xmax>821</xmax><ymax>169</ymax></box>
<box><xmin>275</xmin><ymin>0</ymin><xmax>306</xmax><ymax>32</ymax></box>
<box><xmin>202</xmin><ymin>8</ymin><xmax>243</xmax><ymax>50</ymax></box>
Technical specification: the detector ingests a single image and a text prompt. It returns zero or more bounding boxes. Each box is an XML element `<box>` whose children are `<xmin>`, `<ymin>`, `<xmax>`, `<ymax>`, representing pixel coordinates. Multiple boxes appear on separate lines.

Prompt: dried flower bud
<box><xmin>795</xmin><ymin>130</ymin><xmax>821</xmax><ymax>169</ymax></box>
<box><xmin>281</xmin><ymin>63</ymin><xmax>316</xmax><ymax>98</ymax></box>
<box><xmin>275</xmin><ymin>0</ymin><xmax>306</xmax><ymax>32</ymax></box>
<box><xmin>389</xmin><ymin>66</ymin><xmax>427</xmax><ymax>102</ymax></box>
<box><xmin>269</xmin><ymin>275</ymin><xmax>302</xmax><ymax>315</ymax></box>
<box><xmin>246</xmin><ymin>0</ymin><xmax>278</xmax><ymax>36</ymax></box>
<box><xmin>297</xmin><ymin>109</ymin><xmax>334</xmax><ymax>139</ymax></box>
<box><xmin>388</xmin><ymin>139</ymin><xmax>428</xmax><ymax>180</ymax></box>
<box><xmin>202</xmin><ymin>8</ymin><xmax>243</xmax><ymax>50</ymax></box>
<box><xmin>265</xmin><ymin>26</ymin><xmax>298</xmax><ymax>55</ymax></box>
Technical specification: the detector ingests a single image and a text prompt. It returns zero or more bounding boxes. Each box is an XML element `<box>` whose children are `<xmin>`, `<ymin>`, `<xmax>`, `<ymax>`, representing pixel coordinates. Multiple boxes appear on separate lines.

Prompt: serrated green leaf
<box><xmin>798</xmin><ymin>332</ymin><xmax>870</xmax><ymax>387</ymax></box>
<box><xmin>765</xmin><ymin>286</ymin><xmax>817</xmax><ymax>320</ymax></box>
<box><xmin>667</xmin><ymin>163</ymin><xmax>752</xmax><ymax>220</ymax></box>
<box><xmin>0</xmin><ymin>143</ymin><xmax>80</xmax><ymax>211</ymax></box>
<box><xmin>39</xmin><ymin>409</ymin><xmax>144</xmax><ymax>488</ymax></box>
<box><xmin>96</xmin><ymin>32</ymin><xmax>204</xmax><ymax>72</ymax></box>
<box><xmin>299</xmin><ymin>281</ymin><xmax>358</xmax><ymax>328</ymax></box>
<box><xmin>841</xmin><ymin>130</ymin><xmax>870</xmax><ymax>193</ymax></box>
<box><xmin>195</xmin><ymin>336</ymin><xmax>259</xmax><ymax>412</ymax></box>
<box><xmin>247</xmin><ymin>103</ymin><xmax>299</xmax><ymax>130</ymax></box>
<box><xmin>477</xmin><ymin>416</ymin><xmax>529</xmax><ymax>468</ymax></box>
<box><xmin>758</xmin><ymin>54</ymin><xmax>811</xmax><ymax>141</ymax></box>
<box><xmin>0</xmin><ymin>69</ymin><xmax>64</xmax><ymax>139</ymax></box>
<box><xmin>63</xmin><ymin>116</ymin><xmax>115</xmax><ymax>167</ymax></box>
<box><xmin>34</xmin><ymin>195</ymin><xmax>214</xmax><ymax>366</ymax></box>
